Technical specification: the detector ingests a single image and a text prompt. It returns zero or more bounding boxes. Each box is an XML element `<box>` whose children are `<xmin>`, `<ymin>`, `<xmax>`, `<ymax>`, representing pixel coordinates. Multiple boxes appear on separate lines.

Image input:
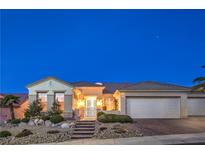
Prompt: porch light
<box><xmin>77</xmin><ymin>100</ymin><xmax>85</xmax><ymax>108</ymax></box>
<box><xmin>97</xmin><ymin>100</ymin><xmax>102</xmax><ymax>109</ymax></box>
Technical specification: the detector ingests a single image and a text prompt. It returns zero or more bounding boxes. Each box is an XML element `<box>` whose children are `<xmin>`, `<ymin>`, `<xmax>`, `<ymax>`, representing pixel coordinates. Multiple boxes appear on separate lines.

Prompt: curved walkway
<box><xmin>53</xmin><ymin>132</ymin><xmax>205</xmax><ymax>145</ymax></box>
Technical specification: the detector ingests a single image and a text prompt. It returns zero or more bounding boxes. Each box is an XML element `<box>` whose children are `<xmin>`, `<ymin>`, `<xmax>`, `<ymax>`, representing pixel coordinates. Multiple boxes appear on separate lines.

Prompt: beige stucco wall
<box><xmin>14</xmin><ymin>100</ymin><xmax>29</xmax><ymax>119</ymax></box>
<box><xmin>28</xmin><ymin>79</ymin><xmax>73</xmax><ymax>95</ymax></box>
<box><xmin>27</xmin><ymin>78</ymin><xmax>73</xmax><ymax>117</ymax></box>
<box><xmin>76</xmin><ymin>87</ymin><xmax>104</xmax><ymax>96</ymax></box>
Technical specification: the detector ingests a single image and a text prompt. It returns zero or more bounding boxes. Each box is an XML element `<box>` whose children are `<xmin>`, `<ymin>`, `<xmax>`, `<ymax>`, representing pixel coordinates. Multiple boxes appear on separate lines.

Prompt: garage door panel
<box><xmin>127</xmin><ymin>98</ymin><xmax>180</xmax><ymax>119</ymax></box>
<box><xmin>188</xmin><ymin>98</ymin><xmax>205</xmax><ymax>116</ymax></box>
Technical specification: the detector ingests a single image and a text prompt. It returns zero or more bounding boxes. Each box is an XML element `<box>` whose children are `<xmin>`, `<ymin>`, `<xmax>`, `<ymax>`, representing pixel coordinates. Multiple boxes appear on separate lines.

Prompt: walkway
<box><xmin>55</xmin><ymin>132</ymin><xmax>205</xmax><ymax>145</ymax></box>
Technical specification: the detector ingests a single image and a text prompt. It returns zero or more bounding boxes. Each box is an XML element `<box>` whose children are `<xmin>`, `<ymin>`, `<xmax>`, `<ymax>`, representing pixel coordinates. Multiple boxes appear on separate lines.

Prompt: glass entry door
<box><xmin>85</xmin><ymin>98</ymin><xmax>97</xmax><ymax>118</ymax></box>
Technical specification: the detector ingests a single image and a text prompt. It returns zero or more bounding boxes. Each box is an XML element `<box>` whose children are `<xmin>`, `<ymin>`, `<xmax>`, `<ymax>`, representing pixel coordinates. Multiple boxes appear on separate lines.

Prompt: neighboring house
<box><xmin>1</xmin><ymin>77</ymin><xmax>205</xmax><ymax>121</ymax></box>
<box><xmin>0</xmin><ymin>94</ymin><xmax>29</xmax><ymax>122</ymax></box>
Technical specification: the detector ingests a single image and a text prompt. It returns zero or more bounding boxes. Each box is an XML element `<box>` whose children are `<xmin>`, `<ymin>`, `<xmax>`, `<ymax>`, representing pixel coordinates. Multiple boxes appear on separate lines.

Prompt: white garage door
<box><xmin>127</xmin><ymin>98</ymin><xmax>181</xmax><ymax>118</ymax></box>
<box><xmin>188</xmin><ymin>98</ymin><xmax>205</xmax><ymax>116</ymax></box>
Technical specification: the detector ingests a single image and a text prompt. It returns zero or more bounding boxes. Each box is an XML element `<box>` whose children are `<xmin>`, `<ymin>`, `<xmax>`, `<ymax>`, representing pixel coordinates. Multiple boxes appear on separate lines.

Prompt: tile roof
<box><xmin>118</xmin><ymin>81</ymin><xmax>190</xmax><ymax>91</ymax></box>
<box><xmin>71</xmin><ymin>81</ymin><xmax>104</xmax><ymax>87</ymax></box>
<box><xmin>102</xmin><ymin>83</ymin><xmax>135</xmax><ymax>93</ymax></box>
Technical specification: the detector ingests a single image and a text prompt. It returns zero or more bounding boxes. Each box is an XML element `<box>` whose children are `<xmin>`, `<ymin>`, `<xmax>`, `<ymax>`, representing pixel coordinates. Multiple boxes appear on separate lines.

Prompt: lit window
<box><xmin>37</xmin><ymin>93</ymin><xmax>47</xmax><ymax>102</ymax></box>
<box><xmin>55</xmin><ymin>93</ymin><xmax>64</xmax><ymax>102</ymax></box>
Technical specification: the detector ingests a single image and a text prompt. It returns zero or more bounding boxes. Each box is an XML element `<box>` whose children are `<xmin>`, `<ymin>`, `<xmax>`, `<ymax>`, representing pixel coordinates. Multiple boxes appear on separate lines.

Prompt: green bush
<box><xmin>47</xmin><ymin>130</ymin><xmax>60</xmax><ymax>134</ymax></box>
<box><xmin>40</xmin><ymin>115</ymin><xmax>50</xmax><ymax>121</ymax></box>
<box><xmin>0</xmin><ymin>131</ymin><xmax>12</xmax><ymax>138</ymax></box>
<box><xmin>50</xmin><ymin>115</ymin><xmax>64</xmax><ymax>124</ymax></box>
<box><xmin>98</xmin><ymin>114</ymin><xmax>133</xmax><ymax>123</ymax></box>
<box><xmin>21</xmin><ymin>117</ymin><xmax>30</xmax><ymax>123</ymax></box>
<box><xmin>15</xmin><ymin>129</ymin><xmax>33</xmax><ymax>138</ymax></box>
<box><xmin>10</xmin><ymin>119</ymin><xmax>21</xmax><ymax>124</ymax></box>
<box><xmin>97</xmin><ymin>111</ymin><xmax>105</xmax><ymax>117</ymax></box>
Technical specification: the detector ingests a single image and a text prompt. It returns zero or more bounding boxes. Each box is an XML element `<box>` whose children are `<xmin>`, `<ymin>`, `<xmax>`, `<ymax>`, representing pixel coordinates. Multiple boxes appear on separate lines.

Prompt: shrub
<box><xmin>24</xmin><ymin>100</ymin><xmax>43</xmax><ymax>118</ymax></box>
<box><xmin>48</xmin><ymin>100</ymin><xmax>62</xmax><ymax>117</ymax></box>
<box><xmin>21</xmin><ymin>117</ymin><xmax>30</xmax><ymax>123</ymax></box>
<box><xmin>40</xmin><ymin>115</ymin><xmax>50</xmax><ymax>121</ymax></box>
<box><xmin>15</xmin><ymin>129</ymin><xmax>33</xmax><ymax>138</ymax></box>
<box><xmin>97</xmin><ymin>111</ymin><xmax>105</xmax><ymax>117</ymax></box>
<box><xmin>98</xmin><ymin>114</ymin><xmax>133</xmax><ymax>123</ymax></box>
<box><xmin>50</xmin><ymin>115</ymin><xmax>64</xmax><ymax>124</ymax></box>
<box><xmin>10</xmin><ymin>119</ymin><xmax>21</xmax><ymax>124</ymax></box>
<box><xmin>47</xmin><ymin>130</ymin><xmax>60</xmax><ymax>134</ymax></box>
<box><xmin>0</xmin><ymin>131</ymin><xmax>12</xmax><ymax>138</ymax></box>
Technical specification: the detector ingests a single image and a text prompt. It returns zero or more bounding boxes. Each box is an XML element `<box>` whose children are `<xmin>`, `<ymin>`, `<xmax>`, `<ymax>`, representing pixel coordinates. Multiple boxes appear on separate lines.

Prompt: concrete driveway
<box><xmin>135</xmin><ymin>117</ymin><xmax>205</xmax><ymax>136</ymax></box>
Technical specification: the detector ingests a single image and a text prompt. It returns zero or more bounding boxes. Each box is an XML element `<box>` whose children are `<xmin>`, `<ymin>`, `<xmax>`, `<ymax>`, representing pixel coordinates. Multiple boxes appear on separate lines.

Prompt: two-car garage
<box><xmin>126</xmin><ymin>97</ymin><xmax>181</xmax><ymax>119</ymax></box>
<box><xmin>118</xmin><ymin>81</ymin><xmax>205</xmax><ymax>119</ymax></box>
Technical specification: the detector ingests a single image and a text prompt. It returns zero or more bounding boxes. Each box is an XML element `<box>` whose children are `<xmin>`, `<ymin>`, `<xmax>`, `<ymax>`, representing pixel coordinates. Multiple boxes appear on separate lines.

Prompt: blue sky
<box><xmin>1</xmin><ymin>10</ymin><xmax>205</xmax><ymax>93</ymax></box>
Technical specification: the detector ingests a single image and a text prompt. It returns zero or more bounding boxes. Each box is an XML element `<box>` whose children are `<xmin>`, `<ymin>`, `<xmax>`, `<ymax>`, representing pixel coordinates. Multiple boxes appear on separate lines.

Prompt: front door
<box><xmin>85</xmin><ymin>98</ymin><xmax>96</xmax><ymax>118</ymax></box>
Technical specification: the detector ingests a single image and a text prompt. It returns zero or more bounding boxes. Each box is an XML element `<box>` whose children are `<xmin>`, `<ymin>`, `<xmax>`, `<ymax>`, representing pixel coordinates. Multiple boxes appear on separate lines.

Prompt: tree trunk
<box><xmin>9</xmin><ymin>104</ymin><xmax>15</xmax><ymax>120</ymax></box>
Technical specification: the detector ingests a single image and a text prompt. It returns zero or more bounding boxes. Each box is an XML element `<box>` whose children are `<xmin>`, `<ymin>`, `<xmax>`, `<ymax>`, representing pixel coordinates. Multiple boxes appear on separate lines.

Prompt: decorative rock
<box><xmin>28</xmin><ymin>120</ymin><xmax>35</xmax><ymax>126</ymax></box>
<box><xmin>34</xmin><ymin>119</ymin><xmax>39</xmax><ymax>125</ymax></box>
<box><xmin>51</xmin><ymin>123</ymin><xmax>57</xmax><ymax>127</ymax></box>
<box><xmin>45</xmin><ymin>120</ymin><xmax>52</xmax><ymax>127</ymax></box>
<box><xmin>19</xmin><ymin>122</ymin><xmax>27</xmax><ymax>127</ymax></box>
<box><xmin>60</xmin><ymin>123</ymin><xmax>70</xmax><ymax>129</ymax></box>
<box><xmin>37</xmin><ymin>119</ymin><xmax>44</xmax><ymax>125</ymax></box>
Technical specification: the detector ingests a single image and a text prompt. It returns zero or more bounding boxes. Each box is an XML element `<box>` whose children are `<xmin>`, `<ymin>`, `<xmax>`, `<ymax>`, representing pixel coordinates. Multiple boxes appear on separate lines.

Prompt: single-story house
<box><xmin>1</xmin><ymin>77</ymin><xmax>205</xmax><ymax>121</ymax></box>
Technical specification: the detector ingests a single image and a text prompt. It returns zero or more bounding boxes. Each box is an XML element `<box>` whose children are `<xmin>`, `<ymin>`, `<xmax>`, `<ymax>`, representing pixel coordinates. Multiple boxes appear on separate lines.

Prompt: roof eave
<box><xmin>26</xmin><ymin>77</ymin><xmax>73</xmax><ymax>88</ymax></box>
<box><xmin>119</xmin><ymin>89</ymin><xmax>191</xmax><ymax>92</ymax></box>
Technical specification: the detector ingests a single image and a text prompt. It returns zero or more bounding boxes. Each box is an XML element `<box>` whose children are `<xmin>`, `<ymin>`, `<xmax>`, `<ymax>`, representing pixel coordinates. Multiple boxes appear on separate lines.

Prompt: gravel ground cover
<box><xmin>0</xmin><ymin>125</ymin><xmax>73</xmax><ymax>145</ymax></box>
<box><xmin>94</xmin><ymin>121</ymin><xmax>143</xmax><ymax>139</ymax></box>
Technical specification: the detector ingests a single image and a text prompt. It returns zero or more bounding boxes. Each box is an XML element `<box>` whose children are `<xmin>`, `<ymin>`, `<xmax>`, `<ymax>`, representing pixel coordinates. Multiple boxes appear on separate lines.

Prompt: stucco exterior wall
<box><xmin>14</xmin><ymin>100</ymin><xmax>29</xmax><ymax>119</ymax></box>
<box><xmin>0</xmin><ymin>108</ymin><xmax>11</xmax><ymax>122</ymax></box>
<box><xmin>27</xmin><ymin>78</ymin><xmax>73</xmax><ymax>115</ymax></box>
<box><xmin>28</xmin><ymin>79</ymin><xmax>73</xmax><ymax>95</ymax></box>
<box><xmin>76</xmin><ymin>87</ymin><xmax>104</xmax><ymax>96</ymax></box>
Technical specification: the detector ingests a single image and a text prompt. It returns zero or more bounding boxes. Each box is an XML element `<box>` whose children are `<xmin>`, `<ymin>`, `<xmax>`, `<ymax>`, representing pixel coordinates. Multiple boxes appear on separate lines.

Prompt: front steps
<box><xmin>71</xmin><ymin>120</ymin><xmax>96</xmax><ymax>139</ymax></box>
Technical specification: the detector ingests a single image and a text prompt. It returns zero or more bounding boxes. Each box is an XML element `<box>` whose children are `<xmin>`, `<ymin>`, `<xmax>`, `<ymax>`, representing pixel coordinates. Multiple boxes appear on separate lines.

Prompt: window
<box><xmin>55</xmin><ymin>93</ymin><xmax>64</xmax><ymax>111</ymax></box>
<box><xmin>55</xmin><ymin>93</ymin><xmax>64</xmax><ymax>102</ymax></box>
<box><xmin>37</xmin><ymin>93</ymin><xmax>47</xmax><ymax>102</ymax></box>
<box><xmin>37</xmin><ymin>92</ymin><xmax>47</xmax><ymax>112</ymax></box>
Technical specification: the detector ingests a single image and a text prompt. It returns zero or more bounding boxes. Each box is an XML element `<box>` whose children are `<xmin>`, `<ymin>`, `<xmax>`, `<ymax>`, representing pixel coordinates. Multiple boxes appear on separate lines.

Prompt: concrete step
<box><xmin>73</xmin><ymin>131</ymin><xmax>95</xmax><ymax>135</ymax></box>
<box><xmin>77</xmin><ymin>120</ymin><xmax>95</xmax><ymax>123</ymax></box>
<box><xmin>75</xmin><ymin>125</ymin><xmax>95</xmax><ymax>128</ymax></box>
<box><xmin>74</xmin><ymin>128</ymin><xmax>95</xmax><ymax>131</ymax></box>
<box><xmin>76</xmin><ymin>122</ymin><xmax>95</xmax><ymax>125</ymax></box>
<box><xmin>71</xmin><ymin>134</ymin><xmax>93</xmax><ymax>139</ymax></box>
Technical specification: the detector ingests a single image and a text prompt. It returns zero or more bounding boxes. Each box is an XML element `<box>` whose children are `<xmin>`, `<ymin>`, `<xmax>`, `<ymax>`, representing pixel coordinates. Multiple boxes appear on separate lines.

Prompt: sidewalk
<box><xmin>54</xmin><ymin>132</ymin><xmax>205</xmax><ymax>145</ymax></box>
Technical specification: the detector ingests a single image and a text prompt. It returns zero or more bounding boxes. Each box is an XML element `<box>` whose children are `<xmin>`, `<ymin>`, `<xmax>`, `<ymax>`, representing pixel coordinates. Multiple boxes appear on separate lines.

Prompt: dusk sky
<box><xmin>1</xmin><ymin>10</ymin><xmax>205</xmax><ymax>93</ymax></box>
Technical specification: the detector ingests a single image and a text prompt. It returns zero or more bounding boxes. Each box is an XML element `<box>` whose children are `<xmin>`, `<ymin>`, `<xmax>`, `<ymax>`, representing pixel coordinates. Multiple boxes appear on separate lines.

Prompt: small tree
<box><xmin>24</xmin><ymin>100</ymin><xmax>43</xmax><ymax>118</ymax></box>
<box><xmin>192</xmin><ymin>65</ymin><xmax>205</xmax><ymax>92</ymax></box>
<box><xmin>0</xmin><ymin>95</ymin><xmax>20</xmax><ymax>120</ymax></box>
<box><xmin>49</xmin><ymin>99</ymin><xmax>62</xmax><ymax>116</ymax></box>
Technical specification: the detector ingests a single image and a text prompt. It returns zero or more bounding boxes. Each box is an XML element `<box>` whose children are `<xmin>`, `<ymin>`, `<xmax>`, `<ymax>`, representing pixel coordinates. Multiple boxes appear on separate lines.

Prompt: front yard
<box><xmin>1</xmin><ymin>115</ymin><xmax>205</xmax><ymax>145</ymax></box>
<box><xmin>0</xmin><ymin>121</ymin><xmax>74</xmax><ymax>145</ymax></box>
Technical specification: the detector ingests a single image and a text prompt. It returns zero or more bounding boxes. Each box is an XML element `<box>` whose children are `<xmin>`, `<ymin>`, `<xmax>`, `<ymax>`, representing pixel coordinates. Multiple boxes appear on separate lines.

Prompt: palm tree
<box><xmin>0</xmin><ymin>95</ymin><xmax>20</xmax><ymax>120</ymax></box>
<box><xmin>192</xmin><ymin>65</ymin><xmax>205</xmax><ymax>92</ymax></box>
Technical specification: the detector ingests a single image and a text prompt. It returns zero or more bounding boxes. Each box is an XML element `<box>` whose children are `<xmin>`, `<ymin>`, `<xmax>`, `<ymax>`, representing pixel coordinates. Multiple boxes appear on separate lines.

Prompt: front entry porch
<box><xmin>73</xmin><ymin>88</ymin><xmax>120</xmax><ymax>120</ymax></box>
<box><xmin>84</xmin><ymin>96</ymin><xmax>97</xmax><ymax>119</ymax></box>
